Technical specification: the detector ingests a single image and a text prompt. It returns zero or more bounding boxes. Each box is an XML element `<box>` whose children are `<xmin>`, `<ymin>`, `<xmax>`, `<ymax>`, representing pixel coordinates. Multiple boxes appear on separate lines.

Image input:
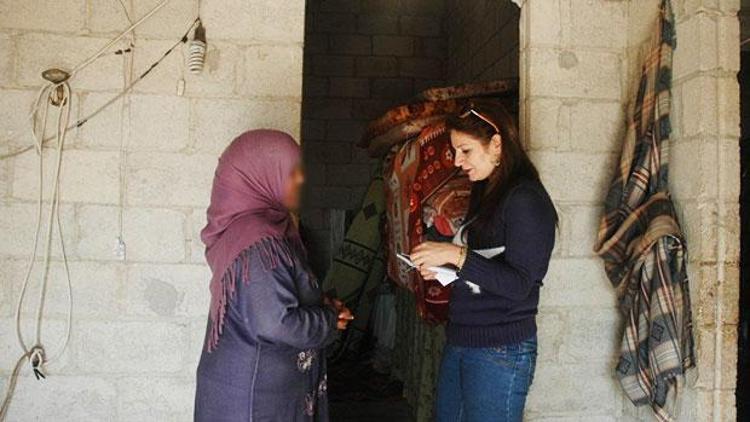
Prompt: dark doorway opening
<box><xmin>300</xmin><ymin>1</ymin><xmax>520</xmax><ymax>421</ymax></box>
<box><xmin>736</xmin><ymin>50</ymin><xmax>750</xmax><ymax>422</ymax></box>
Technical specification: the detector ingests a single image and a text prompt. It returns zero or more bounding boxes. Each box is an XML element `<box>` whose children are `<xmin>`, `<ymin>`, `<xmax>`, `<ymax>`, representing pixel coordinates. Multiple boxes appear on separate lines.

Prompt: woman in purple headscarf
<box><xmin>194</xmin><ymin>129</ymin><xmax>352</xmax><ymax>422</ymax></box>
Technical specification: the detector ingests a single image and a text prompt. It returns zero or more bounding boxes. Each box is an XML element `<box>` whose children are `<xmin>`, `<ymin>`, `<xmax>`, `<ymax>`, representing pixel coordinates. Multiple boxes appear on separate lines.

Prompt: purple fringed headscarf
<box><xmin>201</xmin><ymin>129</ymin><xmax>304</xmax><ymax>351</ymax></box>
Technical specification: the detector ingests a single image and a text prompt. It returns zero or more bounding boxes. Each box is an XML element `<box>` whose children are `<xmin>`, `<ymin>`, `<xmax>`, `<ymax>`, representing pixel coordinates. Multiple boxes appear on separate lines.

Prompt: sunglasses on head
<box><xmin>459</xmin><ymin>105</ymin><xmax>500</xmax><ymax>134</ymax></box>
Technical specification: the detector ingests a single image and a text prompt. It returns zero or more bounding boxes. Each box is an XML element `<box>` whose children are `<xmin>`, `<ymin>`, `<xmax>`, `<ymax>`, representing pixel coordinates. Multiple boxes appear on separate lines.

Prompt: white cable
<box><xmin>2</xmin><ymin>82</ymin><xmax>74</xmax><ymax>422</ymax></box>
<box><xmin>0</xmin><ymin>1</ymin><xmax>178</xmax><ymax>418</ymax></box>
<box><xmin>70</xmin><ymin>0</ymin><xmax>170</xmax><ymax>78</ymax></box>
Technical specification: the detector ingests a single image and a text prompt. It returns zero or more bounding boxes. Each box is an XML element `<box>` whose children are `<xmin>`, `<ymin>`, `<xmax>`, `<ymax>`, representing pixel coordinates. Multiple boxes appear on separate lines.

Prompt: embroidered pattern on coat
<box><xmin>304</xmin><ymin>392</ymin><xmax>315</xmax><ymax>416</ymax></box>
<box><xmin>317</xmin><ymin>374</ymin><xmax>328</xmax><ymax>398</ymax></box>
<box><xmin>297</xmin><ymin>349</ymin><xmax>316</xmax><ymax>372</ymax></box>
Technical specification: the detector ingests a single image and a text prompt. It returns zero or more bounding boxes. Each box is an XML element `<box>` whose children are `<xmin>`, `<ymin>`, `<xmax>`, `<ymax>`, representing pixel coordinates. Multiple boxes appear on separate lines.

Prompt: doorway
<box><xmin>300</xmin><ymin>1</ymin><xmax>520</xmax><ymax>421</ymax></box>
<box><xmin>737</xmin><ymin>50</ymin><xmax>750</xmax><ymax>422</ymax></box>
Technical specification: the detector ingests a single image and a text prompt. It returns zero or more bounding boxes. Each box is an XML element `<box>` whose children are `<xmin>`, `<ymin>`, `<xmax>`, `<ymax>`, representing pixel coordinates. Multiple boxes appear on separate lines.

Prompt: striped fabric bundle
<box><xmin>593</xmin><ymin>1</ymin><xmax>695</xmax><ymax>421</ymax></box>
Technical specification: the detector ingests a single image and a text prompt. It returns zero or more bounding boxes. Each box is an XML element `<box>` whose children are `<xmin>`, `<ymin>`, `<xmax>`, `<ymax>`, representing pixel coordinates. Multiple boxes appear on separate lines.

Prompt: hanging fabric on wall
<box><xmin>593</xmin><ymin>2</ymin><xmax>695</xmax><ymax>421</ymax></box>
<box><xmin>322</xmin><ymin>175</ymin><xmax>387</xmax><ymax>357</ymax></box>
<box><xmin>406</xmin><ymin>123</ymin><xmax>470</xmax><ymax>323</ymax></box>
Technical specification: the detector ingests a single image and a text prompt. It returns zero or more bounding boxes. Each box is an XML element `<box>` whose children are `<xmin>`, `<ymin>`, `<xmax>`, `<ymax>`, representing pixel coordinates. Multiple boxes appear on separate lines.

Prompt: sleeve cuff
<box><xmin>457</xmin><ymin>250</ymin><xmax>485</xmax><ymax>283</ymax></box>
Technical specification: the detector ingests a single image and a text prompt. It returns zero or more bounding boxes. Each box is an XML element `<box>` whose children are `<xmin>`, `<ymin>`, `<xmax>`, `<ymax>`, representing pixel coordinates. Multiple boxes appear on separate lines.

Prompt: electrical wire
<box><xmin>0</xmin><ymin>4</ymin><xmax>197</xmax><ymax>420</ymax></box>
<box><xmin>0</xmin><ymin>18</ymin><xmax>199</xmax><ymax>161</ymax></box>
<box><xmin>70</xmin><ymin>0</ymin><xmax>171</xmax><ymax>78</ymax></box>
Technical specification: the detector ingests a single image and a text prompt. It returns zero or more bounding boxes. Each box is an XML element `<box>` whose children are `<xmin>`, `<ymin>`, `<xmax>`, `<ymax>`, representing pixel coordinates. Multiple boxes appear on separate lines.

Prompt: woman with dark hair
<box><xmin>194</xmin><ymin>129</ymin><xmax>352</xmax><ymax>422</ymax></box>
<box><xmin>410</xmin><ymin>101</ymin><xmax>558</xmax><ymax>421</ymax></box>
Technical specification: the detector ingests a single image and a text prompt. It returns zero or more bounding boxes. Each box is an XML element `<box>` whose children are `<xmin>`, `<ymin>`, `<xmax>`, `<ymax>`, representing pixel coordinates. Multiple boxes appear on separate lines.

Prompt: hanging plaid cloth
<box><xmin>593</xmin><ymin>1</ymin><xmax>695</xmax><ymax>421</ymax></box>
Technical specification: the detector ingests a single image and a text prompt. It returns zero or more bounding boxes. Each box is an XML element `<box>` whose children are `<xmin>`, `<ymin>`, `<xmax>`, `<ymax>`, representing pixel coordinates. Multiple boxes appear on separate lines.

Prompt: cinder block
<box><xmin>240</xmin><ymin>45</ymin><xmax>303</xmax><ymax>98</ymax></box>
<box><xmin>330</xmin><ymin>34</ymin><xmax>372</xmax><ymax>55</ymax></box>
<box><xmin>672</xmin><ymin>13</ymin><xmax>724</xmax><ymax>80</ymax></box>
<box><xmin>129</xmin><ymin>94</ymin><xmax>190</xmax><ymax>152</ymax></box>
<box><xmin>301</xmin><ymin>118</ymin><xmax>327</xmax><ymax>141</ymax></box>
<box><xmin>311</xmin><ymin>54</ymin><xmax>356</xmax><ymax>77</ymax></box>
<box><xmin>85</xmin><ymin>0</ymin><xmax>131</xmax><ymax>35</ymax></box>
<box><xmin>670</xmin><ymin>138</ymin><xmax>718</xmax><ymax>201</ymax></box>
<box><xmin>530</xmin><ymin>150</ymin><xmax>618</xmax><ymax>203</ymax></box>
<box><xmin>360</xmin><ymin>0</ymin><xmax>401</xmax><ymax>13</ymax></box>
<box><xmin>351</xmin><ymin>99</ymin><xmax>393</xmax><ymax>120</ymax></box>
<box><xmin>126</xmin><ymin>152</ymin><xmax>215</xmax><ymax>207</ymax></box>
<box><xmin>371</xmin><ymin>78</ymin><xmax>414</xmax><ymax>99</ymax></box>
<box><xmin>76</xmin><ymin>92</ymin><xmax>125</xmax><ymax>150</ymax></box>
<box><xmin>315</xmin><ymin>12</ymin><xmax>357</xmax><ymax>34</ymax></box>
<box><xmin>539</xmin><ymin>257</ymin><xmax>617</xmax><ymax>308</ymax></box>
<box><xmin>75</xmin><ymin>204</ymin><xmax>120</xmax><ymax>260</ymax></box>
<box><xmin>399</xmin><ymin>16</ymin><xmax>442</xmax><ymax>37</ymax></box>
<box><xmin>305</xmin><ymin>34</ymin><xmax>329</xmax><ymax>55</ymax></box>
<box><xmin>399</xmin><ymin>57</ymin><xmax>443</xmax><ymax>79</ymax></box>
<box><xmin>12</xmin><ymin>149</ymin><xmax>121</xmax><ymax>204</ymax></box>
<box><xmin>564</xmin><ymin>204</ymin><xmax>604</xmax><ymax>258</ymax></box>
<box><xmin>15</xmin><ymin>33</ymin><xmax>122</xmax><ymax>91</ymax></box>
<box><xmin>558</xmin><ymin>308</ymin><xmax>620</xmax><ymax>363</ymax></box>
<box><xmin>415</xmin><ymin>37</ymin><xmax>446</xmax><ymax>59</ymax></box>
<box><xmin>679</xmin><ymin>75</ymin><xmax>720</xmax><ymax>138</ymax></box>
<box><xmin>535</xmin><ymin>310</ymin><xmax>565</xmax><ymax>363</ymax></box>
<box><xmin>527</xmin><ymin>48</ymin><xmax>621</xmax><ymax>101</ymax></box>
<box><xmin>329</xmin><ymin>77</ymin><xmax>370</xmax><ymax>98</ymax></box>
<box><xmin>569</xmin><ymin>101</ymin><xmax>625</xmax><ymax>153</ymax></box>
<box><xmin>356</xmin><ymin>56</ymin><xmax>398</xmax><ymax>77</ymax></box>
<box><xmin>373</xmin><ymin>35</ymin><xmax>415</xmax><ymax>57</ymax></box>
<box><xmin>316</xmin><ymin>0</ymin><xmax>361</xmax><ymax>13</ymax></box>
<box><xmin>0</xmin><ymin>201</ymin><xmax>75</xmax><ymax>259</ymax></box>
<box><xmin>569</xmin><ymin>0</ymin><xmax>627</xmax><ymax>49</ymax></box>
<box><xmin>399</xmin><ymin>0</ymin><xmax>446</xmax><ymax>16</ymax></box>
<box><xmin>189</xmin><ymin>207</ymin><xmax>208</xmax><ymax>264</ymax></box>
<box><xmin>525</xmin><ymin>0</ymin><xmax>562</xmax><ymax>47</ymax></box>
<box><xmin>203</xmin><ymin>0</ymin><xmax>305</xmax><ymax>43</ymax></box>
<box><xmin>0</xmin><ymin>375</ymin><xmax>116</xmax><ymax>421</ymax></box>
<box><xmin>75</xmin><ymin>321</ymin><xmax>187</xmax><ymax>373</ymax></box>
<box><xmin>303</xmin><ymin>98</ymin><xmax>352</xmax><ymax>120</ymax></box>
<box><xmin>693</xmin><ymin>262</ymin><xmax>740</xmax><ymax>333</ymax></box>
<box><xmin>132</xmin><ymin>0</ymin><xmax>198</xmax><ymax>39</ymax></box>
<box><xmin>0</xmin><ymin>90</ymin><xmax>38</xmax><ymax>149</ymax></box>
<box><xmin>526</xmin><ymin>362</ymin><xmax>619</xmax><ymax>414</ymax></box>
<box><xmin>303</xmin><ymin>76</ymin><xmax>328</xmax><ymax>98</ymax></box>
<box><xmin>0</xmin><ymin>0</ymin><xmax>85</xmax><ymax>33</ymax></box>
<box><xmin>0</xmin><ymin>159</ymin><xmax>8</xmax><ymax>199</ymax></box>
<box><xmin>192</xmin><ymin>98</ymin><xmax>301</xmax><ymax>153</ymax></box>
<box><xmin>325</xmin><ymin>119</ymin><xmax>366</xmax><ymax>142</ymax></box>
<box><xmin>125</xmin><ymin>263</ymin><xmax>210</xmax><ymax>317</ymax></box>
<box><xmin>13</xmin><ymin>260</ymin><xmax>123</xmax><ymax>319</ymax></box>
<box><xmin>358</xmin><ymin>15</ymin><xmax>399</xmax><ymax>35</ymax></box>
<box><xmin>0</xmin><ymin>258</ymin><xmax>24</xmax><ymax>317</ymax></box>
<box><xmin>527</xmin><ymin>98</ymin><xmax>570</xmax><ymax>152</ymax></box>
<box><xmin>691</xmin><ymin>324</ymin><xmax>739</xmax><ymax>391</ymax></box>
<box><xmin>325</xmin><ymin>164</ymin><xmax>371</xmax><ymax>187</ymax></box>
<box><xmin>303</xmin><ymin>140</ymin><xmax>352</xmax><ymax>163</ymax></box>
<box><xmin>133</xmin><ymin>39</ymin><xmax>239</xmax><ymax>97</ymax></box>
<box><xmin>122</xmin><ymin>207</ymin><xmax>186</xmax><ymax>263</ymax></box>
<box><xmin>0</xmin><ymin>34</ymin><xmax>13</xmax><ymax>87</ymax></box>
<box><xmin>116</xmin><ymin>376</ymin><xmax>196</xmax><ymax>422</ymax></box>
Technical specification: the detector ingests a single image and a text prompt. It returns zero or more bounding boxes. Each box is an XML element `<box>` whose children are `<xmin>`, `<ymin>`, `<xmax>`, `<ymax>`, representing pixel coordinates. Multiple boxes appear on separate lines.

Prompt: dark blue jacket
<box><xmin>448</xmin><ymin>179</ymin><xmax>557</xmax><ymax>347</ymax></box>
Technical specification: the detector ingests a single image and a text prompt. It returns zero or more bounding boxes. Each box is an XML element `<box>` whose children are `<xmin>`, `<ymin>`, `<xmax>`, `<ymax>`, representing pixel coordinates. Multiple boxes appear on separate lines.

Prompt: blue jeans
<box><xmin>435</xmin><ymin>337</ymin><xmax>537</xmax><ymax>422</ymax></box>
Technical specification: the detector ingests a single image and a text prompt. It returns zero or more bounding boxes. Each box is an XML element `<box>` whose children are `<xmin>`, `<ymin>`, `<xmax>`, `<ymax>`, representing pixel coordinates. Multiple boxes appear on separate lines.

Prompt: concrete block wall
<box><xmin>300</xmin><ymin>0</ymin><xmax>447</xmax><ymax>273</ymax></box>
<box><xmin>512</xmin><ymin>1</ymin><xmax>628</xmax><ymax>419</ymax></box>
<box><xmin>0</xmin><ymin>0</ymin><xmax>740</xmax><ymax>421</ymax></box>
<box><xmin>0</xmin><ymin>0</ymin><xmax>306</xmax><ymax>420</ymax></box>
<box><xmin>446</xmin><ymin>0</ymin><xmax>520</xmax><ymax>83</ymax></box>
<box><xmin>664</xmin><ymin>1</ymin><xmax>741</xmax><ymax>420</ymax></box>
<box><xmin>453</xmin><ymin>0</ymin><xmax>741</xmax><ymax>420</ymax></box>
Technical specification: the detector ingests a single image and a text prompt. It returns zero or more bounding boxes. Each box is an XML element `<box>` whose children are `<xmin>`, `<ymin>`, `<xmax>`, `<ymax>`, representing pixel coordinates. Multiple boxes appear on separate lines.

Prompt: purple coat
<box><xmin>195</xmin><ymin>244</ymin><xmax>338</xmax><ymax>421</ymax></box>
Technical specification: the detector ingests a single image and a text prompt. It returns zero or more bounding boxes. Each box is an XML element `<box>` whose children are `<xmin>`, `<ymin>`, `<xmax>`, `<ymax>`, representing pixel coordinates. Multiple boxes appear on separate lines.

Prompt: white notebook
<box><xmin>396</xmin><ymin>246</ymin><xmax>505</xmax><ymax>287</ymax></box>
